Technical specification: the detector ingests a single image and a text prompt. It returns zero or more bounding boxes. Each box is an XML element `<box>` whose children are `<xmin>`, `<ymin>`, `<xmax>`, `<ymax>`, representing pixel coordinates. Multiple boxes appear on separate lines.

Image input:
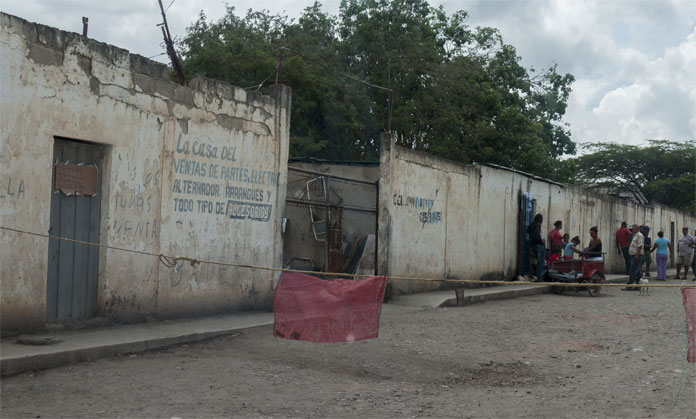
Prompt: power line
<box><xmin>279</xmin><ymin>47</ymin><xmax>391</xmax><ymax>93</ymax></box>
<box><xmin>244</xmin><ymin>66</ymin><xmax>278</xmax><ymax>91</ymax></box>
<box><xmin>278</xmin><ymin>47</ymin><xmax>394</xmax><ymax>132</ymax></box>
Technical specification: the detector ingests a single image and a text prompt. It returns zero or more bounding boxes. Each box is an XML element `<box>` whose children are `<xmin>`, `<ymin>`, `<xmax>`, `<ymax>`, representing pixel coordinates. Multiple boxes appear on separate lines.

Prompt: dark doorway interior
<box><xmin>670</xmin><ymin>221</ymin><xmax>675</xmax><ymax>268</ymax></box>
<box><xmin>518</xmin><ymin>192</ymin><xmax>535</xmax><ymax>276</ymax></box>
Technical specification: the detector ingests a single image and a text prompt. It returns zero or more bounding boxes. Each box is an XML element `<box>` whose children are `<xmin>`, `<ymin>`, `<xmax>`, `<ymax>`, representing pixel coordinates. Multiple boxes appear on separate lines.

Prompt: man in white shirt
<box><xmin>622</xmin><ymin>224</ymin><xmax>644</xmax><ymax>291</ymax></box>
<box><xmin>675</xmin><ymin>226</ymin><xmax>695</xmax><ymax>280</ymax></box>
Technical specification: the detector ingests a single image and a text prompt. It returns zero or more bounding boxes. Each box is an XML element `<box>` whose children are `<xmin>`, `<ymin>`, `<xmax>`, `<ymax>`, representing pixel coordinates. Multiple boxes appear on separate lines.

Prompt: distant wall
<box><xmin>0</xmin><ymin>13</ymin><xmax>291</xmax><ymax>331</ymax></box>
<box><xmin>378</xmin><ymin>135</ymin><xmax>695</xmax><ymax>294</ymax></box>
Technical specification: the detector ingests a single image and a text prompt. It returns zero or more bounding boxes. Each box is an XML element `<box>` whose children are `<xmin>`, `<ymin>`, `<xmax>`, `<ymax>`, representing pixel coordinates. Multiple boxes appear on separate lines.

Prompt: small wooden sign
<box><xmin>55</xmin><ymin>162</ymin><xmax>98</xmax><ymax>196</ymax></box>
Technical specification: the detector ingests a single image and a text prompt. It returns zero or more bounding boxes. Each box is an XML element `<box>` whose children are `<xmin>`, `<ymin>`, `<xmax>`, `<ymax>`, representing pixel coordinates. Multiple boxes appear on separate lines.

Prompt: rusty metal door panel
<box><xmin>327</xmin><ymin>207</ymin><xmax>344</xmax><ymax>272</ymax></box>
<box><xmin>46</xmin><ymin>139</ymin><xmax>102</xmax><ymax>322</ymax></box>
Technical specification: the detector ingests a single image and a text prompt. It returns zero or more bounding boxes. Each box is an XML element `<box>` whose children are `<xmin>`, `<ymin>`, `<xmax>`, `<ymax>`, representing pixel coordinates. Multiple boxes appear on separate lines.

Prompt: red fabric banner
<box><xmin>682</xmin><ymin>288</ymin><xmax>696</xmax><ymax>363</ymax></box>
<box><xmin>273</xmin><ymin>272</ymin><xmax>387</xmax><ymax>343</ymax></box>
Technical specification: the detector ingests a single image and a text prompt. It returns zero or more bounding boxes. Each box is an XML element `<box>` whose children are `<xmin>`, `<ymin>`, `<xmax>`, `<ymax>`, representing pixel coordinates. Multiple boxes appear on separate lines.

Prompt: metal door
<box><xmin>518</xmin><ymin>192</ymin><xmax>535</xmax><ymax>276</ymax></box>
<box><xmin>670</xmin><ymin>221</ymin><xmax>675</xmax><ymax>268</ymax></box>
<box><xmin>46</xmin><ymin>139</ymin><xmax>102</xmax><ymax>322</ymax></box>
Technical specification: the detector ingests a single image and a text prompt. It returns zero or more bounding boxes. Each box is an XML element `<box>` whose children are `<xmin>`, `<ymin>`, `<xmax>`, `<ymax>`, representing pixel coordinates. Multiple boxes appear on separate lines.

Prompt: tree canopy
<box><xmin>569</xmin><ymin>140</ymin><xmax>696</xmax><ymax>213</ymax></box>
<box><xmin>180</xmin><ymin>0</ymin><xmax>576</xmax><ymax>179</ymax></box>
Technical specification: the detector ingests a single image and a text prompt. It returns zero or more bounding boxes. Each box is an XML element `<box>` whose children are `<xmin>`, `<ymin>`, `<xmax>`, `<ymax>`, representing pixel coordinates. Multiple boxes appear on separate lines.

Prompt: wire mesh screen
<box><xmin>283</xmin><ymin>167</ymin><xmax>378</xmax><ymax>277</ymax></box>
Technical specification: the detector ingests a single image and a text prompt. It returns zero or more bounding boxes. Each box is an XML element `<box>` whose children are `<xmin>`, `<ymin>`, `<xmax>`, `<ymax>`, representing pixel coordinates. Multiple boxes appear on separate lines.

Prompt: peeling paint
<box><xmin>0</xmin><ymin>12</ymin><xmax>290</xmax><ymax>331</ymax></box>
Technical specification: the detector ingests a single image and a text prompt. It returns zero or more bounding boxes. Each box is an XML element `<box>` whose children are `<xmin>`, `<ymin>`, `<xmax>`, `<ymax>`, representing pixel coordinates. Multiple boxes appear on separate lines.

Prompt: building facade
<box><xmin>378</xmin><ymin>135</ymin><xmax>696</xmax><ymax>294</ymax></box>
<box><xmin>0</xmin><ymin>13</ymin><xmax>291</xmax><ymax>332</ymax></box>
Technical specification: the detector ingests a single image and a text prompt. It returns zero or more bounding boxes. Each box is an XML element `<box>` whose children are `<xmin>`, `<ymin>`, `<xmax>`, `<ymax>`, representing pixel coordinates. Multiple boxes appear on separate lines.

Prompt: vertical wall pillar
<box><xmin>269</xmin><ymin>84</ymin><xmax>292</xmax><ymax>287</ymax></box>
<box><xmin>377</xmin><ymin>132</ymin><xmax>394</xmax><ymax>276</ymax></box>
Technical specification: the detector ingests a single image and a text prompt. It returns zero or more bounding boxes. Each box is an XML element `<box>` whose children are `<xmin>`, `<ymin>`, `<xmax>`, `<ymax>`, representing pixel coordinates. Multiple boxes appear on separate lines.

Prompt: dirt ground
<box><xmin>2</xmin><ymin>284</ymin><xmax>695</xmax><ymax>418</ymax></box>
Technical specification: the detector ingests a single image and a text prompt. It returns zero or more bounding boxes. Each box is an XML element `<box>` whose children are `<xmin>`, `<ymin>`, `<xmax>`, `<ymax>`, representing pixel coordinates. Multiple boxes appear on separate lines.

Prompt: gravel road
<box><xmin>2</xmin><ymin>282</ymin><xmax>695</xmax><ymax>418</ymax></box>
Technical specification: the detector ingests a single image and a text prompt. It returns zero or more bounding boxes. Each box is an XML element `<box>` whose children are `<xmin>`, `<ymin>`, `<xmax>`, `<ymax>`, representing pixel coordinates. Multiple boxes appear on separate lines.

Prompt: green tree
<box><xmin>336</xmin><ymin>0</ymin><xmax>576</xmax><ymax>173</ymax></box>
<box><xmin>179</xmin><ymin>0</ymin><xmax>577</xmax><ymax>179</ymax></box>
<box><xmin>570</xmin><ymin>140</ymin><xmax>696</xmax><ymax>212</ymax></box>
<box><xmin>181</xmin><ymin>4</ymin><xmax>381</xmax><ymax>160</ymax></box>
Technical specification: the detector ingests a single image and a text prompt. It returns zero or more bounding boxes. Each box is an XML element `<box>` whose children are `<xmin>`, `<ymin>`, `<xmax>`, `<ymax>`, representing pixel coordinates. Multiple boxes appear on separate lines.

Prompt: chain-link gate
<box><xmin>283</xmin><ymin>167</ymin><xmax>378</xmax><ymax>277</ymax></box>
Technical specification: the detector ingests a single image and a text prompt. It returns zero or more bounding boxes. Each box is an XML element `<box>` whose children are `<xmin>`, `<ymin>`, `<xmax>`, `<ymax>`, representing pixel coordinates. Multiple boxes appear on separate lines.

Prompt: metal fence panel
<box><xmin>283</xmin><ymin>167</ymin><xmax>377</xmax><ymax>276</ymax></box>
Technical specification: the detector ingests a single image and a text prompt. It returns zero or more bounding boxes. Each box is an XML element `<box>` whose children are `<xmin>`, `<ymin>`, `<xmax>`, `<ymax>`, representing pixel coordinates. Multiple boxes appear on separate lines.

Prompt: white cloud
<box><xmin>566</xmin><ymin>24</ymin><xmax>696</xmax><ymax>144</ymax></box>
<box><xmin>3</xmin><ymin>0</ymin><xmax>696</xmax><ymax>145</ymax></box>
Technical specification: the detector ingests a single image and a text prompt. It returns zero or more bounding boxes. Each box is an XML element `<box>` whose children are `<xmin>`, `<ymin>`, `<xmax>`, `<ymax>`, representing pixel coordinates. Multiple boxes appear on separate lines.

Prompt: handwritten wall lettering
<box><xmin>227</xmin><ymin>201</ymin><xmax>273</xmax><ymax>222</ymax></box>
<box><xmin>172</xmin><ymin>134</ymin><xmax>280</xmax><ymax>222</ymax></box>
<box><xmin>109</xmin><ymin>155</ymin><xmax>159</xmax><ymax>242</ymax></box>
<box><xmin>111</xmin><ymin>219</ymin><xmax>157</xmax><ymax>240</ymax></box>
<box><xmin>176</xmin><ymin>136</ymin><xmax>237</xmax><ymax>162</ymax></box>
<box><xmin>114</xmin><ymin>189</ymin><xmax>152</xmax><ymax>214</ymax></box>
<box><xmin>393</xmin><ymin>194</ymin><xmax>434</xmax><ymax>209</ymax></box>
<box><xmin>173</xmin><ymin>198</ymin><xmax>194</xmax><ymax>212</ymax></box>
<box><xmin>393</xmin><ymin>192</ymin><xmax>442</xmax><ymax>225</ymax></box>
<box><xmin>0</xmin><ymin>177</ymin><xmax>25</xmax><ymax>199</ymax></box>
<box><xmin>174</xmin><ymin>158</ymin><xmax>280</xmax><ymax>186</ymax></box>
<box><xmin>225</xmin><ymin>186</ymin><xmax>266</xmax><ymax>202</ymax></box>
<box><xmin>143</xmin><ymin>170</ymin><xmax>159</xmax><ymax>187</ymax></box>
<box><xmin>172</xmin><ymin>179</ymin><xmax>220</xmax><ymax>197</ymax></box>
<box><xmin>419</xmin><ymin>211</ymin><xmax>443</xmax><ymax>224</ymax></box>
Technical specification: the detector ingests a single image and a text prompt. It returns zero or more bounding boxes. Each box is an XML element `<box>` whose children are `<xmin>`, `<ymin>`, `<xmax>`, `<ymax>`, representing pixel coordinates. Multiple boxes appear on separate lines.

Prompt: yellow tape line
<box><xmin>2</xmin><ymin>225</ymin><xmax>694</xmax><ymax>289</ymax></box>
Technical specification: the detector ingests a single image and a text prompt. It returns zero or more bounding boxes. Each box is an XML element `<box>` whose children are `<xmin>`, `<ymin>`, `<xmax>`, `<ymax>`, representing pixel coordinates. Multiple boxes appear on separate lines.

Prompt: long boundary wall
<box><xmin>0</xmin><ymin>13</ymin><xmax>290</xmax><ymax>331</ymax></box>
<box><xmin>378</xmin><ymin>135</ymin><xmax>695</xmax><ymax>294</ymax></box>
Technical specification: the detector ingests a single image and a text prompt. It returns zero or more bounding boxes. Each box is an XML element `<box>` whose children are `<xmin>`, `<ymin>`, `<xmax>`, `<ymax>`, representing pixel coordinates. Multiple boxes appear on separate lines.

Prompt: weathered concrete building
<box><xmin>378</xmin><ymin>135</ymin><xmax>696</xmax><ymax>294</ymax></box>
<box><xmin>0</xmin><ymin>13</ymin><xmax>291</xmax><ymax>332</ymax></box>
<box><xmin>2</xmin><ymin>12</ymin><xmax>694</xmax><ymax>334</ymax></box>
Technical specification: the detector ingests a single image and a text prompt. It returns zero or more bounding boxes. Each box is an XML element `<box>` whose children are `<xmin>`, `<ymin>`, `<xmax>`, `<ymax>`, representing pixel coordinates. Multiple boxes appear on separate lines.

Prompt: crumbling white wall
<box><xmin>0</xmin><ymin>13</ymin><xmax>290</xmax><ymax>331</ymax></box>
<box><xmin>378</xmin><ymin>135</ymin><xmax>696</xmax><ymax>294</ymax></box>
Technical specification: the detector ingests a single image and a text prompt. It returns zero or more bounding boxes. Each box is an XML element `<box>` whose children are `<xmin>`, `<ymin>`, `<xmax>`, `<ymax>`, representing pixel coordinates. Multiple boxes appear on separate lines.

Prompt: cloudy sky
<box><xmin>3</xmin><ymin>0</ymin><xmax>696</xmax><ymax>148</ymax></box>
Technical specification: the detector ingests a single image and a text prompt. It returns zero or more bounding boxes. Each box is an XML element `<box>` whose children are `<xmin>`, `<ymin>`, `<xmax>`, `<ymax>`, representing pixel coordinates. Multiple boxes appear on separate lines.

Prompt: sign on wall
<box><xmin>54</xmin><ymin>162</ymin><xmax>98</xmax><ymax>196</ymax></box>
<box><xmin>171</xmin><ymin>135</ymin><xmax>280</xmax><ymax>222</ymax></box>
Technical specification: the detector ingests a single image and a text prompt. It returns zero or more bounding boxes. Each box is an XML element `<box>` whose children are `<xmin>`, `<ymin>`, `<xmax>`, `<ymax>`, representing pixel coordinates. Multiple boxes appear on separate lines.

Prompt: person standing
<box><xmin>622</xmin><ymin>224</ymin><xmax>644</xmax><ymax>291</ymax></box>
<box><xmin>549</xmin><ymin>220</ymin><xmax>563</xmax><ymax>257</ymax></box>
<box><xmin>642</xmin><ymin>226</ymin><xmax>652</xmax><ymax>277</ymax></box>
<box><xmin>650</xmin><ymin>231</ymin><xmax>671</xmax><ymax>281</ymax></box>
<box><xmin>675</xmin><ymin>226</ymin><xmax>695</xmax><ymax>280</ymax></box>
<box><xmin>527</xmin><ymin>214</ymin><xmax>545</xmax><ymax>281</ymax></box>
<box><xmin>692</xmin><ymin>229</ymin><xmax>696</xmax><ymax>280</ymax></box>
<box><xmin>615</xmin><ymin>222</ymin><xmax>632</xmax><ymax>275</ymax></box>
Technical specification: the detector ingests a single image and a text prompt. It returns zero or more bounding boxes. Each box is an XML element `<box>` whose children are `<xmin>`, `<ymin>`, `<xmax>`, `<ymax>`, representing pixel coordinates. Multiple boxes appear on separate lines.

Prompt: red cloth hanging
<box><xmin>682</xmin><ymin>288</ymin><xmax>696</xmax><ymax>363</ymax></box>
<box><xmin>273</xmin><ymin>272</ymin><xmax>387</xmax><ymax>343</ymax></box>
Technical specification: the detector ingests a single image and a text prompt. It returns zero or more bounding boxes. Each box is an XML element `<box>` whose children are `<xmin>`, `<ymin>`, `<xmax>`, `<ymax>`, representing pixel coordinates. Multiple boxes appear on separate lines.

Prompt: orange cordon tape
<box><xmin>1</xmin><ymin>225</ymin><xmax>695</xmax><ymax>289</ymax></box>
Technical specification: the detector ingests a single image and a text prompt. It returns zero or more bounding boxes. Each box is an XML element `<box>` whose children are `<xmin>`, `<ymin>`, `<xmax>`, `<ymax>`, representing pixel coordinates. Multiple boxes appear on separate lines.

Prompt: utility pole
<box><xmin>157</xmin><ymin>0</ymin><xmax>186</xmax><ymax>85</ymax></box>
<box><xmin>276</xmin><ymin>48</ymin><xmax>283</xmax><ymax>84</ymax></box>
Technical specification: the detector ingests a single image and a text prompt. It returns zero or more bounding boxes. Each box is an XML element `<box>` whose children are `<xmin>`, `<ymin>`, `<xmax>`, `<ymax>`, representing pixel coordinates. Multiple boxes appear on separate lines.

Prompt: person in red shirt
<box><xmin>615</xmin><ymin>222</ymin><xmax>633</xmax><ymax>275</ymax></box>
<box><xmin>549</xmin><ymin>220</ymin><xmax>563</xmax><ymax>256</ymax></box>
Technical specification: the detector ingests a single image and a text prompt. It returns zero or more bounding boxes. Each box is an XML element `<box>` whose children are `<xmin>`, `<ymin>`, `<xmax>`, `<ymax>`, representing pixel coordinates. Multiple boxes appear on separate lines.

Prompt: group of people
<box><xmin>616</xmin><ymin>223</ymin><xmax>696</xmax><ymax>289</ymax></box>
<box><xmin>521</xmin><ymin>215</ymin><xmax>696</xmax><ymax>286</ymax></box>
<box><xmin>522</xmin><ymin>214</ymin><xmax>602</xmax><ymax>282</ymax></box>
